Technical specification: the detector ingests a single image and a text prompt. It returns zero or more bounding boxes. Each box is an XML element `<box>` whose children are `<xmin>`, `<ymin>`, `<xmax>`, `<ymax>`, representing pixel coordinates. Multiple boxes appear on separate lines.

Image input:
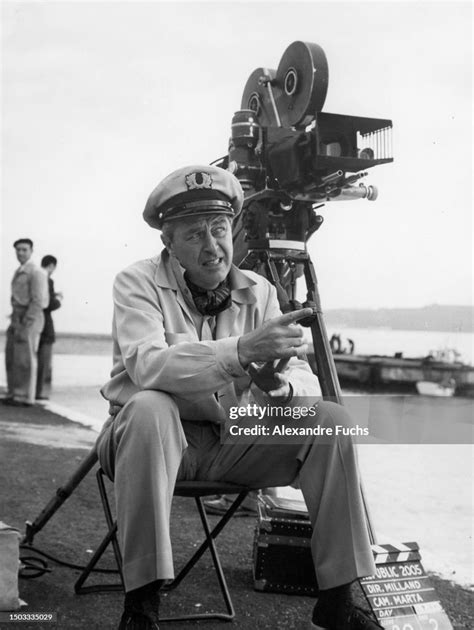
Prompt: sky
<box><xmin>1</xmin><ymin>0</ymin><xmax>472</xmax><ymax>334</ymax></box>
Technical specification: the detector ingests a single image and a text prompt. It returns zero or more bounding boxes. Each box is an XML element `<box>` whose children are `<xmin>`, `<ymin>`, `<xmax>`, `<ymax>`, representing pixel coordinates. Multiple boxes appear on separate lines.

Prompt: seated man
<box><xmin>96</xmin><ymin>165</ymin><xmax>380</xmax><ymax>630</ymax></box>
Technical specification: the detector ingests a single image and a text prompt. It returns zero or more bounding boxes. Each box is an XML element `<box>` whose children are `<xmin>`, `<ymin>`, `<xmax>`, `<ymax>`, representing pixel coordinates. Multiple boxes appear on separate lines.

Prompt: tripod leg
<box><xmin>303</xmin><ymin>256</ymin><xmax>377</xmax><ymax>543</ymax></box>
<box><xmin>303</xmin><ymin>257</ymin><xmax>342</xmax><ymax>401</ymax></box>
<box><xmin>23</xmin><ymin>446</ymin><xmax>99</xmax><ymax>544</ymax></box>
<box><xmin>265</xmin><ymin>256</ymin><xmax>293</xmax><ymax>310</ymax></box>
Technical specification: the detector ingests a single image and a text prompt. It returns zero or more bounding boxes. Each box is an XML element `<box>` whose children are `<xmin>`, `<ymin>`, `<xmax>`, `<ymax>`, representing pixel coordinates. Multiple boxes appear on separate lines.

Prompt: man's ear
<box><xmin>161</xmin><ymin>234</ymin><xmax>174</xmax><ymax>255</ymax></box>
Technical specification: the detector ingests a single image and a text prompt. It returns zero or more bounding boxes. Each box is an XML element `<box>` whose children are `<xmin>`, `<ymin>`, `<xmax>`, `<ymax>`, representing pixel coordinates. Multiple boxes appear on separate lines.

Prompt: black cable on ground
<box><xmin>19</xmin><ymin>544</ymin><xmax>120</xmax><ymax>579</ymax></box>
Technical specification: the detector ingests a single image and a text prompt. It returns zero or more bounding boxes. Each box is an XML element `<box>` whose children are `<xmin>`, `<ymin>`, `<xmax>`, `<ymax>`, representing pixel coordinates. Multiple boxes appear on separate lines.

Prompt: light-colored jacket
<box><xmin>101</xmin><ymin>250</ymin><xmax>320</xmax><ymax>422</ymax></box>
<box><xmin>10</xmin><ymin>260</ymin><xmax>48</xmax><ymax>327</ymax></box>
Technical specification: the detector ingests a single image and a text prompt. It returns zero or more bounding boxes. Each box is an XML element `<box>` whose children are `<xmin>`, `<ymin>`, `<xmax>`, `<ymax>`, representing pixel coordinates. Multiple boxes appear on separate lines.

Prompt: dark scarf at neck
<box><xmin>184</xmin><ymin>273</ymin><xmax>231</xmax><ymax>316</ymax></box>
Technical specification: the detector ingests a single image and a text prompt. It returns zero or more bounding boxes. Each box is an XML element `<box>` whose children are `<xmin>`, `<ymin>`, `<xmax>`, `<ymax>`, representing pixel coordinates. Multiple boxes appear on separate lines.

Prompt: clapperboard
<box><xmin>360</xmin><ymin>543</ymin><xmax>453</xmax><ymax>630</ymax></box>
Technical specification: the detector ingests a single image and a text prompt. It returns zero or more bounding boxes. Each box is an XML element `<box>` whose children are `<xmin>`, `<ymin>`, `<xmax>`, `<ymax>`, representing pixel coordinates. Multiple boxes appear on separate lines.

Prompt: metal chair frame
<box><xmin>74</xmin><ymin>468</ymin><xmax>251</xmax><ymax>622</ymax></box>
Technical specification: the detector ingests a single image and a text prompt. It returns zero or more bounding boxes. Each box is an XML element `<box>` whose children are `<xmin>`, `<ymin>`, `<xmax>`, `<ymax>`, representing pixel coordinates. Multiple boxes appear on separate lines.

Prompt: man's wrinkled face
<box><xmin>162</xmin><ymin>214</ymin><xmax>233</xmax><ymax>289</ymax></box>
<box><xmin>15</xmin><ymin>244</ymin><xmax>33</xmax><ymax>265</ymax></box>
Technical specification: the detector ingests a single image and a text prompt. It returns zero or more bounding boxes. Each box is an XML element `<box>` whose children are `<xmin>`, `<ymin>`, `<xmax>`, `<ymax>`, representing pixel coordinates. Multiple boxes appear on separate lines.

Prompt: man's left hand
<box><xmin>248</xmin><ymin>359</ymin><xmax>291</xmax><ymax>400</ymax></box>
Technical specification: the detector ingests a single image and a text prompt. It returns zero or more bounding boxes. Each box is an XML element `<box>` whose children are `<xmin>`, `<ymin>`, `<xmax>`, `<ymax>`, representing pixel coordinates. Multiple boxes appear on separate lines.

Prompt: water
<box><xmin>324</xmin><ymin>326</ymin><xmax>474</xmax><ymax>365</ymax></box>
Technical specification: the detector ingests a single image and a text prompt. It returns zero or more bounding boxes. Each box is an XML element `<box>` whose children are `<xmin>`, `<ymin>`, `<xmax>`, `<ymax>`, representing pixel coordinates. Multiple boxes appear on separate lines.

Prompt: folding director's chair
<box><xmin>74</xmin><ymin>468</ymin><xmax>251</xmax><ymax>622</ymax></box>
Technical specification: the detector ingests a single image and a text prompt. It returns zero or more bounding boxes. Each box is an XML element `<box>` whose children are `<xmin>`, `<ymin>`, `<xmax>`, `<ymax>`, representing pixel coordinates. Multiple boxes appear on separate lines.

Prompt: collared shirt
<box><xmin>11</xmin><ymin>260</ymin><xmax>49</xmax><ymax>326</ymax></box>
<box><xmin>101</xmin><ymin>250</ymin><xmax>320</xmax><ymax>421</ymax></box>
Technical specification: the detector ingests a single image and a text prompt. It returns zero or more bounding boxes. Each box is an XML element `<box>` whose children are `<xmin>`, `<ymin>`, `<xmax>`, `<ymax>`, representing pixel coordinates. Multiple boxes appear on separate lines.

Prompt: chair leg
<box><xmin>74</xmin><ymin>523</ymin><xmax>123</xmax><ymax>594</ymax></box>
<box><xmin>97</xmin><ymin>469</ymin><xmax>124</xmax><ymax>580</ymax></box>
<box><xmin>161</xmin><ymin>490</ymin><xmax>249</xmax><ymax>622</ymax></box>
<box><xmin>74</xmin><ymin>469</ymin><xmax>124</xmax><ymax>594</ymax></box>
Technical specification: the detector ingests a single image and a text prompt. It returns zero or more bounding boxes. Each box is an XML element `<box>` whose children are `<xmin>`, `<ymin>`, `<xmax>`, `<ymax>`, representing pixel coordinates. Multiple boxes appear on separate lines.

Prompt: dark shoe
<box><xmin>203</xmin><ymin>495</ymin><xmax>256</xmax><ymax>517</ymax></box>
<box><xmin>311</xmin><ymin>602</ymin><xmax>383</xmax><ymax>630</ymax></box>
<box><xmin>118</xmin><ymin>588</ymin><xmax>160</xmax><ymax>630</ymax></box>
<box><xmin>2</xmin><ymin>398</ymin><xmax>32</xmax><ymax>407</ymax></box>
<box><xmin>36</xmin><ymin>396</ymin><xmax>49</xmax><ymax>401</ymax></box>
<box><xmin>118</xmin><ymin>602</ymin><xmax>160</xmax><ymax>629</ymax></box>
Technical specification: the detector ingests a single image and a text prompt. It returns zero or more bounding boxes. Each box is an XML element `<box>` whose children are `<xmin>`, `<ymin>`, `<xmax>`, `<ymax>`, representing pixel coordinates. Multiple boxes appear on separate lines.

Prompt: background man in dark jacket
<box><xmin>36</xmin><ymin>255</ymin><xmax>62</xmax><ymax>400</ymax></box>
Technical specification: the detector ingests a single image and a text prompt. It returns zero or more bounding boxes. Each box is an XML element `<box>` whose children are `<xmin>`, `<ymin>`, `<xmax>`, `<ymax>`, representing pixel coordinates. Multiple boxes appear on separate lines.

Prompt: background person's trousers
<box><xmin>5</xmin><ymin>310</ymin><xmax>44</xmax><ymax>404</ymax></box>
<box><xmin>96</xmin><ymin>391</ymin><xmax>376</xmax><ymax>592</ymax></box>
<box><xmin>36</xmin><ymin>341</ymin><xmax>53</xmax><ymax>398</ymax></box>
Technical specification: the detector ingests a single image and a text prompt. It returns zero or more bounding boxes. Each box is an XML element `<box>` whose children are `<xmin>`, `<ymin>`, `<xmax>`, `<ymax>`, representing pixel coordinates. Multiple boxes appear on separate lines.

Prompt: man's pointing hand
<box><xmin>237</xmin><ymin>307</ymin><xmax>312</xmax><ymax>368</ymax></box>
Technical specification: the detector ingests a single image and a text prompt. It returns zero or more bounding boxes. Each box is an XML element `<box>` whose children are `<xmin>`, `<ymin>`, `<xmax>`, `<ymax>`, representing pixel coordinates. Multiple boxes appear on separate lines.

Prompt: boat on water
<box><xmin>415</xmin><ymin>380</ymin><xmax>456</xmax><ymax>397</ymax></box>
<box><xmin>312</xmin><ymin>337</ymin><xmax>474</xmax><ymax>397</ymax></box>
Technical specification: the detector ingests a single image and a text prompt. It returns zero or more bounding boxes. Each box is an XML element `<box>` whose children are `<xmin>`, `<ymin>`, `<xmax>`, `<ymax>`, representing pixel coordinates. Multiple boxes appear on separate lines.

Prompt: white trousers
<box><xmin>96</xmin><ymin>391</ymin><xmax>376</xmax><ymax>592</ymax></box>
<box><xmin>5</xmin><ymin>309</ymin><xmax>44</xmax><ymax>404</ymax></box>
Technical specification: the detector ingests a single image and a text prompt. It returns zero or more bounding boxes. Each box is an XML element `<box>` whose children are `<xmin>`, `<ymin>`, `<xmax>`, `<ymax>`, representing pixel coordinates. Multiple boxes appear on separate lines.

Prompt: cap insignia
<box><xmin>185</xmin><ymin>171</ymin><xmax>213</xmax><ymax>190</ymax></box>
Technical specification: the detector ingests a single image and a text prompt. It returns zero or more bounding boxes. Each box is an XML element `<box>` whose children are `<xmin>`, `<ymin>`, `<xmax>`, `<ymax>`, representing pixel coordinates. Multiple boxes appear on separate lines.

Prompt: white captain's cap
<box><xmin>143</xmin><ymin>165</ymin><xmax>244</xmax><ymax>230</ymax></box>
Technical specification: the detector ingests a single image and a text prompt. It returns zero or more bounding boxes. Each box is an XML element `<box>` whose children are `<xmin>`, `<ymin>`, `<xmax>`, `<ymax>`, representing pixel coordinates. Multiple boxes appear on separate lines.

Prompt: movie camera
<box><xmin>214</xmin><ymin>41</ymin><xmax>393</xmax><ymax>265</ymax></box>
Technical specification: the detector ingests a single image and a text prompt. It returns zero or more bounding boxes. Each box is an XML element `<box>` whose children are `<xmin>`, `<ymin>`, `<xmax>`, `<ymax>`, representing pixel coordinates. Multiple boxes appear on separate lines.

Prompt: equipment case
<box><xmin>253</xmin><ymin>495</ymin><xmax>318</xmax><ymax>596</ymax></box>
